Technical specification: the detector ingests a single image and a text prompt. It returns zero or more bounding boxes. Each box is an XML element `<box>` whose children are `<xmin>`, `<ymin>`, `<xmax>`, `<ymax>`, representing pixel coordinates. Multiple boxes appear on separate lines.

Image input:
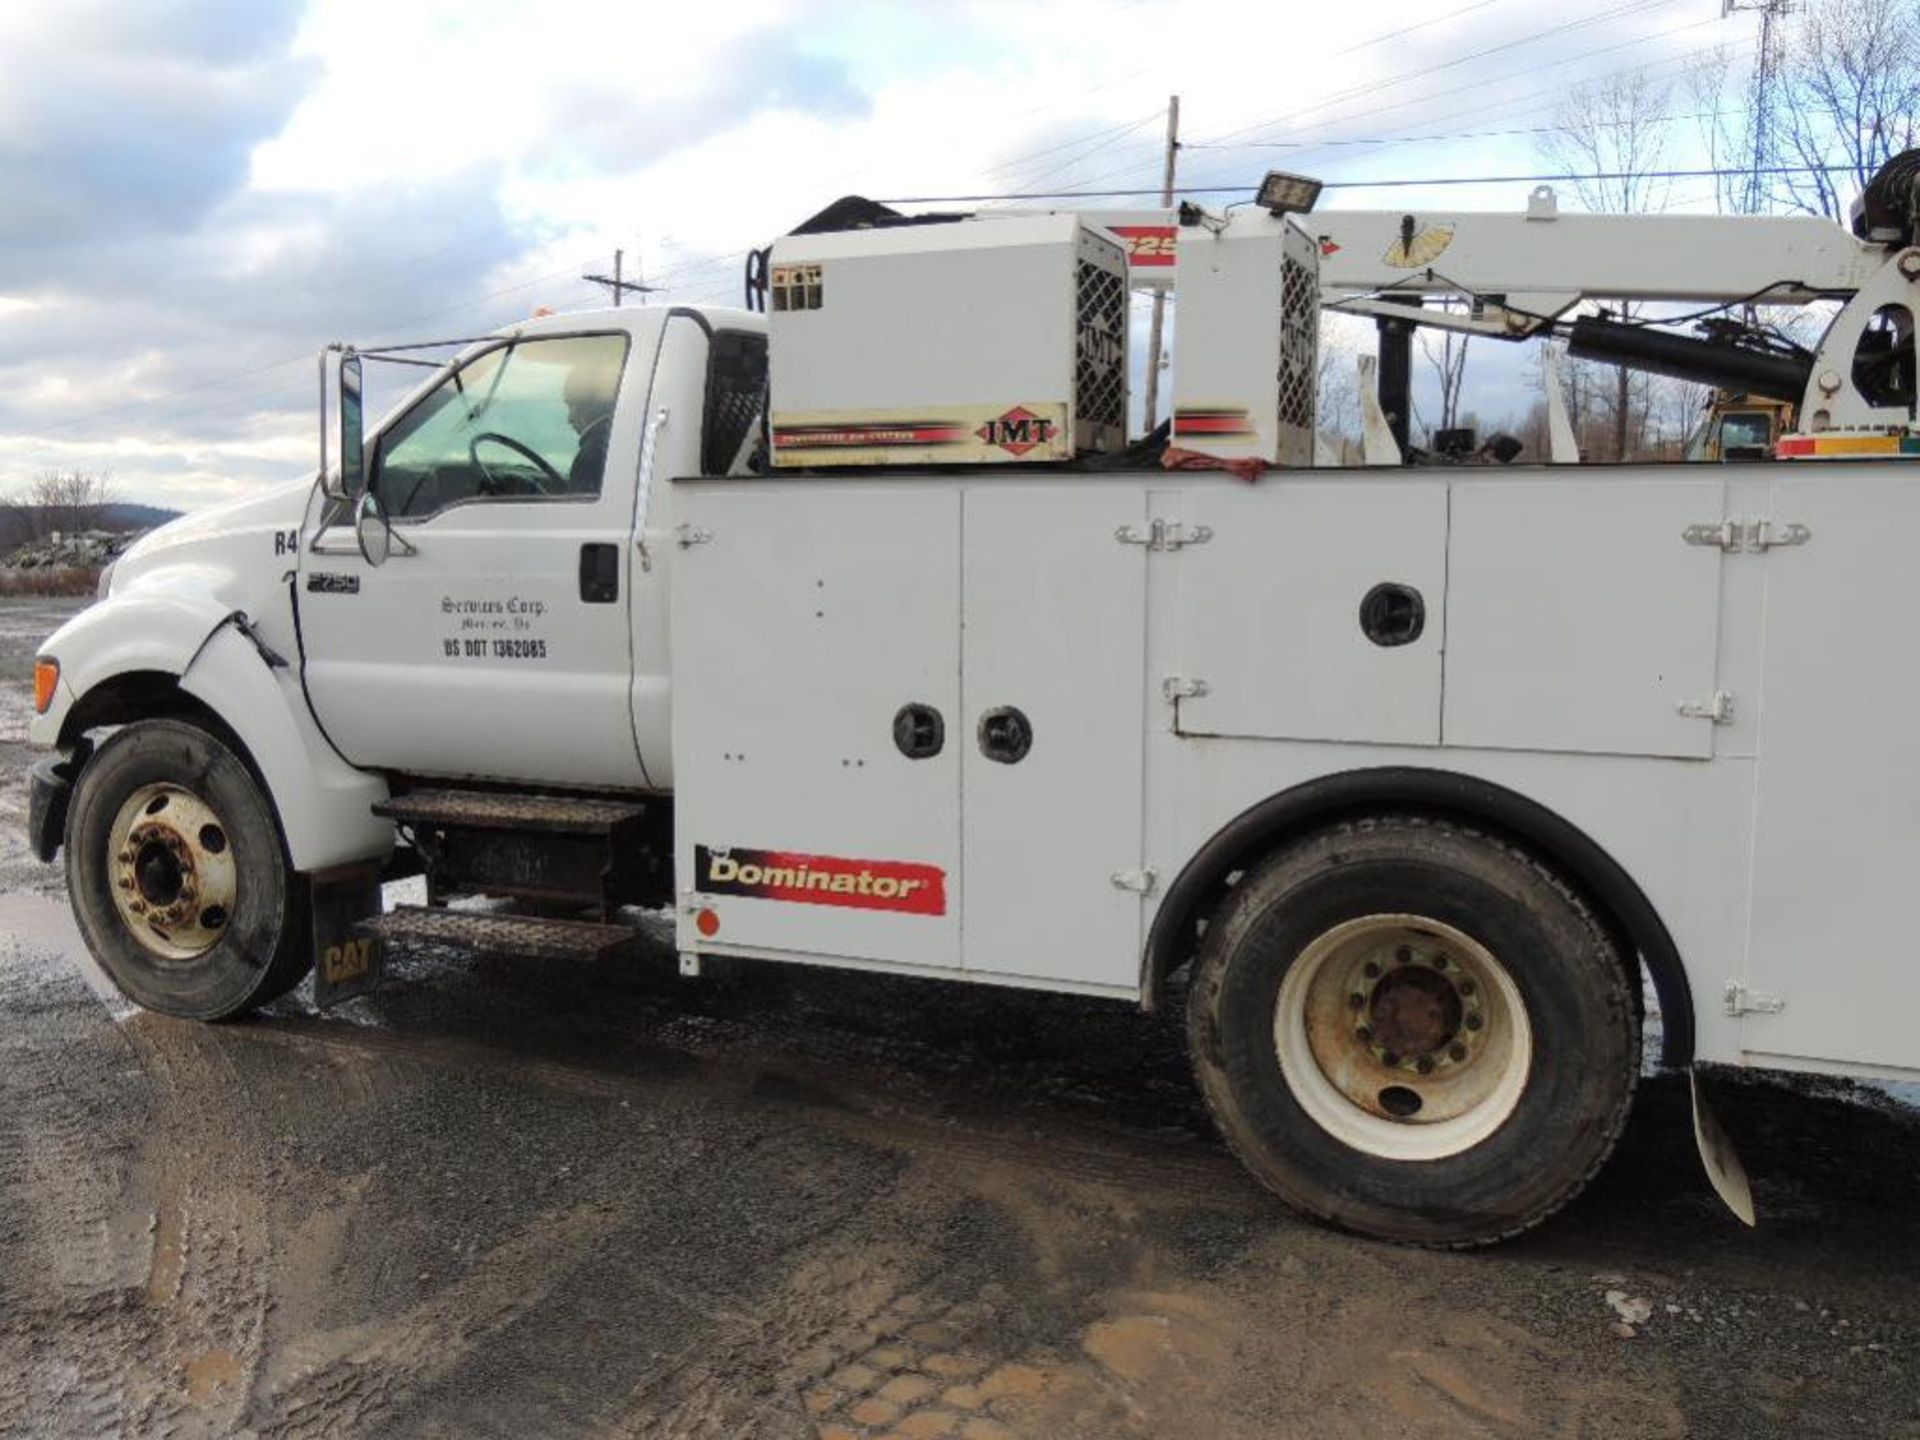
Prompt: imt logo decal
<box><xmin>696</xmin><ymin>845</ymin><xmax>947</xmax><ymax>916</ymax></box>
<box><xmin>976</xmin><ymin>406</ymin><xmax>1056</xmax><ymax>457</ymax></box>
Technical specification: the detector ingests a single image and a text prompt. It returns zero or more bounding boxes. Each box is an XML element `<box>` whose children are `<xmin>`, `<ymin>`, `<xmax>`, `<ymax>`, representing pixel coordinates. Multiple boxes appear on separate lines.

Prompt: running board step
<box><xmin>374</xmin><ymin>788</ymin><xmax>649</xmax><ymax>835</ymax></box>
<box><xmin>356</xmin><ymin>906</ymin><xmax>641</xmax><ymax>962</ymax></box>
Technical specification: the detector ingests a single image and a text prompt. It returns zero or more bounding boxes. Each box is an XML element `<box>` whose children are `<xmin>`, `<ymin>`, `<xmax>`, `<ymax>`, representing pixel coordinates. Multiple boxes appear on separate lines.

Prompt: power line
<box><xmin>1043</xmin><ymin>0</ymin><xmax>1702</xmax><ymax>199</ymax></box>
<box><xmin>874</xmin><ymin>163</ymin><xmax>1859</xmax><ymax>205</ymax></box>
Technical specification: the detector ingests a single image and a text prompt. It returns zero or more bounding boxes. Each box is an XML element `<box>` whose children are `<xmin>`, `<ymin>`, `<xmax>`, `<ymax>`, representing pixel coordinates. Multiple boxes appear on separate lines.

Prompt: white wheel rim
<box><xmin>107</xmin><ymin>782</ymin><xmax>239</xmax><ymax>962</ymax></box>
<box><xmin>1273</xmin><ymin>914</ymin><xmax>1533</xmax><ymax>1161</ymax></box>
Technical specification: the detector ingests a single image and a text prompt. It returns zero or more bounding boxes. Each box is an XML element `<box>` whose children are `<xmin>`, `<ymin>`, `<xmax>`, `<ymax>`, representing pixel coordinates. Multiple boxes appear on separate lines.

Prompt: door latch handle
<box><xmin>579</xmin><ymin>543</ymin><xmax>619</xmax><ymax>603</ymax></box>
<box><xmin>977</xmin><ymin>707</ymin><xmax>1033</xmax><ymax>764</ymax></box>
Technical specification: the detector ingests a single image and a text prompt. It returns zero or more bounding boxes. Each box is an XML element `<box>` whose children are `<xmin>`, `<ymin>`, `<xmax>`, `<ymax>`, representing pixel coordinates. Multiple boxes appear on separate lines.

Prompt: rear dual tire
<box><xmin>67</xmin><ymin>719</ymin><xmax>311</xmax><ymax>1020</ymax></box>
<box><xmin>1188</xmin><ymin>815</ymin><xmax>1639</xmax><ymax>1247</ymax></box>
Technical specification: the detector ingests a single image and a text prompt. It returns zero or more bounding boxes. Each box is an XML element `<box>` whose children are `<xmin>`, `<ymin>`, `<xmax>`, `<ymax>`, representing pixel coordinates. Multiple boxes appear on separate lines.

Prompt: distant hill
<box><xmin>99</xmin><ymin>503</ymin><xmax>182</xmax><ymax>530</ymax></box>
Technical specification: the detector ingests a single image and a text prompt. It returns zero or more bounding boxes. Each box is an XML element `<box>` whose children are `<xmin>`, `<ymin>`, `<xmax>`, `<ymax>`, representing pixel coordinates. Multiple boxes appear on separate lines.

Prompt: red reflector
<box><xmin>32</xmin><ymin>659</ymin><xmax>58</xmax><ymax>715</ymax></box>
<box><xmin>695</xmin><ymin>908</ymin><xmax>720</xmax><ymax>938</ymax></box>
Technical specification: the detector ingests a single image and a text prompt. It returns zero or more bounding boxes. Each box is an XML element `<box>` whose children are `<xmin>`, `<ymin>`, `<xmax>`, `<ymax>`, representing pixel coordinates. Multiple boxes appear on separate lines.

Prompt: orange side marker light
<box><xmin>32</xmin><ymin>658</ymin><xmax>59</xmax><ymax>715</ymax></box>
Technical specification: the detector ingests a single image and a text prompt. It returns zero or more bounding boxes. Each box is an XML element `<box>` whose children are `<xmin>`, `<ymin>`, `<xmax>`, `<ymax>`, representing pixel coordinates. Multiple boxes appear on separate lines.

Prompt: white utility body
<box><xmin>26</xmin><ymin>153</ymin><xmax>1920</xmax><ymax>1245</ymax></box>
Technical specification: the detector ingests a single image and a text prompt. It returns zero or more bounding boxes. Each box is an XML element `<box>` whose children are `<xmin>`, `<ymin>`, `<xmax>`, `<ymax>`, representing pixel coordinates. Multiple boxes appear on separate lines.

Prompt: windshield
<box><xmin>374</xmin><ymin>334</ymin><xmax>629</xmax><ymax>517</ymax></box>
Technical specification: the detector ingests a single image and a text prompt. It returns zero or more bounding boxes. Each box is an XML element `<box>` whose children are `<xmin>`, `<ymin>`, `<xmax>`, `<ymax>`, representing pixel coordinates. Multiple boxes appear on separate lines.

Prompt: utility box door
<box><xmin>1744</xmin><ymin>473</ymin><xmax>1920</xmax><ymax>1071</ymax></box>
<box><xmin>961</xmin><ymin>487</ymin><xmax>1149</xmax><ymax>987</ymax></box>
<box><xmin>671</xmin><ymin>484</ymin><xmax>962</xmax><ymax>969</ymax></box>
<box><xmin>1173</xmin><ymin>482</ymin><xmax>1447</xmax><ymax>745</ymax></box>
<box><xmin>1445</xmin><ymin>478</ymin><xmax>1725</xmax><ymax>759</ymax></box>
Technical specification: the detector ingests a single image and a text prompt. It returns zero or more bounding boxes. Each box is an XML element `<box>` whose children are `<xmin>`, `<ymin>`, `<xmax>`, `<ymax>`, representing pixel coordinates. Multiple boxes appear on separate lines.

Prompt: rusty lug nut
<box><xmin>1431</xmin><ymin>954</ymin><xmax>1448</xmax><ymax>969</ymax></box>
<box><xmin>1458</xmin><ymin>979</ymin><xmax>1476</xmax><ymax>997</ymax></box>
<box><xmin>119</xmin><ymin>878</ymin><xmax>134</xmax><ymax>891</ymax></box>
<box><xmin>118</xmin><ymin>850</ymin><xmax>134</xmax><ymax>864</ymax></box>
<box><xmin>1464</xmin><ymin>1013</ymin><xmax>1484</xmax><ymax>1032</ymax></box>
<box><xmin>1356</xmin><ymin>1025</ymin><xmax>1373</xmax><ymax>1042</ymax></box>
<box><xmin>1348</xmin><ymin>992</ymin><xmax>1365</xmax><ymax>1010</ymax></box>
<box><xmin>1416</xmin><ymin>1057</ymin><xmax>1435</xmax><ymax>1075</ymax></box>
<box><xmin>1449</xmin><ymin>1043</ymin><xmax>1468</xmax><ymax>1062</ymax></box>
<box><xmin>1396</xmin><ymin>946</ymin><xmax>1413</xmax><ymax>965</ymax></box>
<box><xmin>129</xmin><ymin>900</ymin><xmax>147</xmax><ymax>914</ymax></box>
<box><xmin>1363</xmin><ymin>961</ymin><xmax>1381</xmax><ymax>979</ymax></box>
<box><xmin>1381</xmin><ymin>1050</ymin><xmax>1400</xmax><ymax>1067</ymax></box>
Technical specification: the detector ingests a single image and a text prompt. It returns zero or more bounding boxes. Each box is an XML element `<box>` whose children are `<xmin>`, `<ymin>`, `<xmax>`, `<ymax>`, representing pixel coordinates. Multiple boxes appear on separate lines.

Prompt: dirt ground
<box><xmin>3</xmin><ymin>596</ymin><xmax>1918</xmax><ymax>1440</ymax></box>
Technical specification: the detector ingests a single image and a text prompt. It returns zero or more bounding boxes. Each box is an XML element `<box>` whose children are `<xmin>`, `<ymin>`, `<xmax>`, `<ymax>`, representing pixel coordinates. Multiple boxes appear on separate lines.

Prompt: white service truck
<box><xmin>25</xmin><ymin>155</ymin><xmax>1920</xmax><ymax>1246</ymax></box>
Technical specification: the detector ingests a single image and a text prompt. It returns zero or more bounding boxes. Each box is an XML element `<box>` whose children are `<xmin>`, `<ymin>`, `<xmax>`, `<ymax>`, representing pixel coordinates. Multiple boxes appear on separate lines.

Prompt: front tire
<box><xmin>1188</xmin><ymin>815</ymin><xmax>1639</xmax><ymax>1246</ymax></box>
<box><xmin>67</xmin><ymin>719</ymin><xmax>311</xmax><ymax>1020</ymax></box>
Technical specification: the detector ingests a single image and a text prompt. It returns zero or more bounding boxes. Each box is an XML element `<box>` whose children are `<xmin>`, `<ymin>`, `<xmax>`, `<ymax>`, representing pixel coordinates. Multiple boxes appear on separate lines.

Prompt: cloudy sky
<box><xmin>0</xmin><ymin>0</ymin><xmax>1767</xmax><ymax>510</ymax></box>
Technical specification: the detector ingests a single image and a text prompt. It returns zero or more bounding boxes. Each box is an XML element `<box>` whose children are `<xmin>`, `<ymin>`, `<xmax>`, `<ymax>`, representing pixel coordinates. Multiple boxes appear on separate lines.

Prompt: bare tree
<box><xmin>1540</xmin><ymin>73</ymin><xmax>1675</xmax><ymax>460</ymax></box>
<box><xmin>1419</xmin><ymin>326</ymin><xmax>1471</xmax><ymax>436</ymax></box>
<box><xmin>1776</xmin><ymin>0</ymin><xmax>1920</xmax><ymax>221</ymax></box>
<box><xmin>1316</xmin><ymin>316</ymin><xmax>1367</xmax><ymax>460</ymax></box>
<box><xmin>30</xmin><ymin>470</ymin><xmax>116</xmax><ymax>537</ymax></box>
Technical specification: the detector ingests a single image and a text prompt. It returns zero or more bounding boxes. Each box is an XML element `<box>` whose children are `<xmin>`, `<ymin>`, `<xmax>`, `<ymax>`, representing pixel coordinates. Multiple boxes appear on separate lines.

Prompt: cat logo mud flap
<box><xmin>310</xmin><ymin>861</ymin><xmax>384</xmax><ymax>1008</ymax></box>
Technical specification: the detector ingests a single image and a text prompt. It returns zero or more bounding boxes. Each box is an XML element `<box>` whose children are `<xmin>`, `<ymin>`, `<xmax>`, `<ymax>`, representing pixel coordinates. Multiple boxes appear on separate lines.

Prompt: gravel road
<box><xmin>3</xmin><ymin>596</ymin><xmax>1918</xmax><ymax>1439</ymax></box>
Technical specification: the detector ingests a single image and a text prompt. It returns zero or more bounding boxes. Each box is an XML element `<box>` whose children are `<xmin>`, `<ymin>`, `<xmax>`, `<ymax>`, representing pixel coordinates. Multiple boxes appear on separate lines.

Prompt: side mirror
<box><xmin>355</xmin><ymin>491</ymin><xmax>392</xmax><ymax>567</ymax></box>
<box><xmin>320</xmin><ymin>347</ymin><xmax>366</xmax><ymax>501</ymax></box>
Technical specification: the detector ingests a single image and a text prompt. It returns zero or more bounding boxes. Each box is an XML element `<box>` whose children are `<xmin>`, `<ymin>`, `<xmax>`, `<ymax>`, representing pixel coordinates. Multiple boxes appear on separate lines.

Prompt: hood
<box><xmin>112</xmin><ymin>474</ymin><xmax>318</xmax><ymax>587</ymax></box>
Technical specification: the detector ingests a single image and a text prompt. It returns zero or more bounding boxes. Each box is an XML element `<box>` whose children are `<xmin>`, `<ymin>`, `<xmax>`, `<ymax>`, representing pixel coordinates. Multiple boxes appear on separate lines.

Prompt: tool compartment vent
<box><xmin>1277</xmin><ymin>252</ymin><xmax>1318</xmax><ymax>433</ymax></box>
<box><xmin>1076</xmin><ymin>259</ymin><xmax>1127</xmax><ymax>434</ymax></box>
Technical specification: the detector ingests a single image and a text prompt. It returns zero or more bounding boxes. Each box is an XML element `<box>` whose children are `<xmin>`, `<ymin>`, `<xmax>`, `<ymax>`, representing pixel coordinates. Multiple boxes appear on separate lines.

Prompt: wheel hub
<box><xmin>1274</xmin><ymin>914</ymin><xmax>1534</xmax><ymax>1162</ymax></box>
<box><xmin>107</xmin><ymin>784</ymin><xmax>238</xmax><ymax>961</ymax></box>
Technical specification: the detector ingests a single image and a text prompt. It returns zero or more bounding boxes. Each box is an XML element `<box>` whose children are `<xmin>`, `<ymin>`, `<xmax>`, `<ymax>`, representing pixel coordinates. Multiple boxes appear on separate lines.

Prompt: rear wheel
<box><xmin>67</xmin><ymin>719</ymin><xmax>311</xmax><ymax>1020</ymax></box>
<box><xmin>1187</xmin><ymin>814</ymin><xmax>1639</xmax><ymax>1246</ymax></box>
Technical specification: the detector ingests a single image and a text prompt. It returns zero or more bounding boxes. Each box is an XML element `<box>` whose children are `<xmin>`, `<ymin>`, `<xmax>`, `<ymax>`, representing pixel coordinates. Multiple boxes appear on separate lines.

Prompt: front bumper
<box><xmin>27</xmin><ymin>742</ymin><xmax>90</xmax><ymax>864</ymax></box>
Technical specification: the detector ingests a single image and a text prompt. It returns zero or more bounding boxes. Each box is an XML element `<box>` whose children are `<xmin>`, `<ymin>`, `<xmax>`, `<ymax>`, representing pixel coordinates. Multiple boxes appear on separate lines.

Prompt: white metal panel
<box><xmin>1172</xmin><ymin>481</ymin><xmax>1447</xmax><ymax>746</ymax></box>
<box><xmin>671</xmin><ymin>483</ymin><xmax>962</xmax><ymax>969</ymax></box>
<box><xmin>962</xmin><ymin>486</ymin><xmax>1149</xmax><ymax>987</ymax></box>
<box><xmin>1445</xmin><ymin>477</ymin><xmax>1725</xmax><ymax>759</ymax></box>
<box><xmin>1744</xmin><ymin>471</ymin><xmax>1920</xmax><ymax>1071</ymax></box>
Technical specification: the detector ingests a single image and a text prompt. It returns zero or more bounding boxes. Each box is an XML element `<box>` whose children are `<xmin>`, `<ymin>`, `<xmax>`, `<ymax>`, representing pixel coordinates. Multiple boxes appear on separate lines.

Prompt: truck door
<box><xmin>298</xmin><ymin>325</ymin><xmax>654</xmax><ymax>788</ymax></box>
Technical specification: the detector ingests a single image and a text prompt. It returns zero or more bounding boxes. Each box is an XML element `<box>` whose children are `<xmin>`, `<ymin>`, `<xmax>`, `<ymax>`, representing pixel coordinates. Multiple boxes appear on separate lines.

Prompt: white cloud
<box><xmin>0</xmin><ymin>0</ymin><xmax>1769</xmax><ymax>509</ymax></box>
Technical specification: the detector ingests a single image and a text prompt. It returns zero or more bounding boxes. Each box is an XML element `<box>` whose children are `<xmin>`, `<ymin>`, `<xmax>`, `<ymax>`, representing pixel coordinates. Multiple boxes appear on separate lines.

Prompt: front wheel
<box><xmin>67</xmin><ymin>718</ymin><xmax>311</xmax><ymax>1020</ymax></box>
<box><xmin>1188</xmin><ymin>815</ymin><xmax>1639</xmax><ymax>1246</ymax></box>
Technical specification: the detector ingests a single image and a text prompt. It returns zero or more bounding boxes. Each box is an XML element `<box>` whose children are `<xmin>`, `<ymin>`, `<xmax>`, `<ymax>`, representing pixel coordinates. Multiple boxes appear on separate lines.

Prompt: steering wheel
<box><xmin>469</xmin><ymin>432</ymin><xmax>566</xmax><ymax>496</ymax></box>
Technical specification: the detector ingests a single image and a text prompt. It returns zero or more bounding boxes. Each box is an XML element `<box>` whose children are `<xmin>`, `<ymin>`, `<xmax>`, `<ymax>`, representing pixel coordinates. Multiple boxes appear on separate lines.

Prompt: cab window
<box><xmin>374</xmin><ymin>333</ymin><xmax>630</xmax><ymax>519</ymax></box>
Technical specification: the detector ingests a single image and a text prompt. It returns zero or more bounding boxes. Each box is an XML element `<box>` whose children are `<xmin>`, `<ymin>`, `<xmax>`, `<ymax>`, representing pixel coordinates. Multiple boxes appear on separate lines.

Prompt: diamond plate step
<box><xmin>357</xmin><ymin>906</ymin><xmax>641</xmax><ymax>961</ymax></box>
<box><xmin>373</xmin><ymin>788</ymin><xmax>648</xmax><ymax>835</ymax></box>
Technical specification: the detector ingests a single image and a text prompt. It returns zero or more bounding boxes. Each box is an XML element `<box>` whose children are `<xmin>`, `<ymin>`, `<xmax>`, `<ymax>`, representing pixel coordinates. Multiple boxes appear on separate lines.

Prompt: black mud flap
<box><xmin>310</xmin><ymin>862</ymin><xmax>384</xmax><ymax>1008</ymax></box>
<box><xmin>26</xmin><ymin>740</ymin><xmax>92</xmax><ymax>864</ymax></box>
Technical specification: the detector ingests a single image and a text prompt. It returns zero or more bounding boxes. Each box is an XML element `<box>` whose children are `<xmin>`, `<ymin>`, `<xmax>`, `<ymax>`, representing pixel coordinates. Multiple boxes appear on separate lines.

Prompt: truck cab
<box><xmin>299</xmin><ymin>306</ymin><xmax>764</xmax><ymax>791</ymax></box>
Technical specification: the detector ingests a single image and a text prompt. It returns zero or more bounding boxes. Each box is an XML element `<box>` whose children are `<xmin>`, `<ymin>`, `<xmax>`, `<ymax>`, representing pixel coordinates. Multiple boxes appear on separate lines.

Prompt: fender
<box><xmin>32</xmin><ymin>576</ymin><xmax>391</xmax><ymax>873</ymax></box>
<box><xmin>1141</xmin><ymin>766</ymin><xmax>1695</xmax><ymax>1067</ymax></box>
<box><xmin>178</xmin><ymin>625</ymin><xmax>392</xmax><ymax>871</ymax></box>
<box><xmin>30</xmin><ymin>568</ymin><xmax>235</xmax><ymax>749</ymax></box>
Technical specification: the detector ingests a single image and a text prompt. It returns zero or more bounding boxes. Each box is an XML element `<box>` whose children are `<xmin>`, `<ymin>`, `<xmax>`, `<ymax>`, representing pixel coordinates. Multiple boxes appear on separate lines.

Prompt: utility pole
<box><xmin>1722</xmin><ymin>0</ymin><xmax>1794</xmax><ymax>214</ymax></box>
<box><xmin>1143</xmin><ymin>95</ymin><xmax>1180</xmax><ymax>434</ymax></box>
<box><xmin>584</xmin><ymin>247</ymin><xmax>658</xmax><ymax>307</ymax></box>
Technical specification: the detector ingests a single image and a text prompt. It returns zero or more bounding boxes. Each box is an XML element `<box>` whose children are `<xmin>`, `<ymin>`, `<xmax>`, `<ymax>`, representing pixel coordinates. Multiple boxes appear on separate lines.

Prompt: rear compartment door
<box><xmin>1743</xmin><ymin>471</ymin><xmax>1920</xmax><ymax>1071</ymax></box>
<box><xmin>1444</xmin><ymin>477</ymin><xmax>1726</xmax><ymax>759</ymax></box>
